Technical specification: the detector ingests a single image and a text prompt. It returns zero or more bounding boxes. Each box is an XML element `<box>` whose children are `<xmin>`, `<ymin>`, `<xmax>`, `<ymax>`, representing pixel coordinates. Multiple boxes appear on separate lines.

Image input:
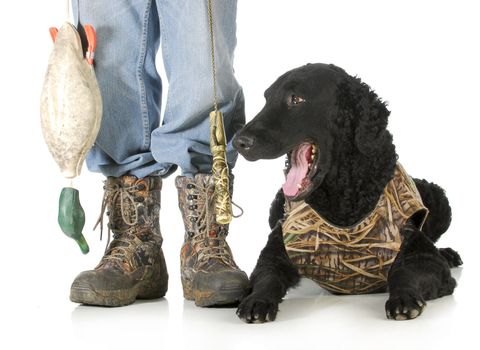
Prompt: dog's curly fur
<box><xmin>233</xmin><ymin>63</ymin><xmax>462</xmax><ymax>323</ymax></box>
<box><xmin>305</xmin><ymin>71</ymin><xmax>397</xmax><ymax>226</ymax></box>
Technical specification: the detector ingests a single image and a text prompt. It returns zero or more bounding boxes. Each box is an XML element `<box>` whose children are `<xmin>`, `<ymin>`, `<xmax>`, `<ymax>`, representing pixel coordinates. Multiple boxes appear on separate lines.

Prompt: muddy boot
<box><xmin>176</xmin><ymin>174</ymin><xmax>248</xmax><ymax>307</ymax></box>
<box><xmin>70</xmin><ymin>175</ymin><xmax>168</xmax><ymax>307</ymax></box>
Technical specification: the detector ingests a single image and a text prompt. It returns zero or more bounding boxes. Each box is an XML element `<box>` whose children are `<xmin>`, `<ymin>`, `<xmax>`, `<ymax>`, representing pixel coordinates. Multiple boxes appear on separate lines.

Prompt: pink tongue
<box><xmin>282</xmin><ymin>143</ymin><xmax>311</xmax><ymax>197</ymax></box>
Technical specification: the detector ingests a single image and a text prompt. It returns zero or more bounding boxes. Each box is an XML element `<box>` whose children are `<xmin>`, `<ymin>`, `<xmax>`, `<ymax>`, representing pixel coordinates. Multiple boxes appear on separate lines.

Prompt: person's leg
<box><xmin>153</xmin><ymin>0</ymin><xmax>245</xmax><ymax>177</ymax></box>
<box><xmin>70</xmin><ymin>0</ymin><xmax>169</xmax><ymax>307</ymax></box>
<box><xmin>156</xmin><ymin>0</ymin><xmax>248</xmax><ymax>306</ymax></box>
<box><xmin>72</xmin><ymin>0</ymin><xmax>176</xmax><ymax>178</ymax></box>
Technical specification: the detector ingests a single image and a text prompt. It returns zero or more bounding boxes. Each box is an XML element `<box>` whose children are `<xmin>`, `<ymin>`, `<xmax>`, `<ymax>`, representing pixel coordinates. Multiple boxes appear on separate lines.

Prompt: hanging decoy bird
<box><xmin>40</xmin><ymin>22</ymin><xmax>102</xmax><ymax>254</ymax></box>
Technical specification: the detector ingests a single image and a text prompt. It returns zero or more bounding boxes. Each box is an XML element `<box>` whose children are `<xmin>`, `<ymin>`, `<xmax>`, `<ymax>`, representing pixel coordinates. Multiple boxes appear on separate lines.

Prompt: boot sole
<box><xmin>71</xmin><ymin>252</ymin><xmax>169</xmax><ymax>307</ymax></box>
<box><xmin>182</xmin><ymin>275</ymin><xmax>246</xmax><ymax>307</ymax></box>
<box><xmin>70</xmin><ymin>277</ymin><xmax>168</xmax><ymax>307</ymax></box>
<box><xmin>193</xmin><ymin>285</ymin><xmax>245</xmax><ymax>307</ymax></box>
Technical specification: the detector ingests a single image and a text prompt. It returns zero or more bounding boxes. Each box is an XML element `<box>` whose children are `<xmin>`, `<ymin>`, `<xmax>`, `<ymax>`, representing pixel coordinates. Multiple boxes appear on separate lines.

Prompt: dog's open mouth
<box><xmin>283</xmin><ymin>142</ymin><xmax>319</xmax><ymax>199</ymax></box>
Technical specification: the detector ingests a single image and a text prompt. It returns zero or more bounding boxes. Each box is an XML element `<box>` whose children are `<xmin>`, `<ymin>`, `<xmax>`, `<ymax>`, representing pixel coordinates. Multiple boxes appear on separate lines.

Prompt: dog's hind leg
<box><xmin>413</xmin><ymin>178</ymin><xmax>451</xmax><ymax>243</ymax></box>
<box><xmin>385</xmin><ymin>223</ymin><xmax>457</xmax><ymax>320</ymax></box>
<box><xmin>236</xmin><ymin>222</ymin><xmax>300</xmax><ymax>323</ymax></box>
<box><xmin>413</xmin><ymin>178</ymin><xmax>462</xmax><ymax>267</ymax></box>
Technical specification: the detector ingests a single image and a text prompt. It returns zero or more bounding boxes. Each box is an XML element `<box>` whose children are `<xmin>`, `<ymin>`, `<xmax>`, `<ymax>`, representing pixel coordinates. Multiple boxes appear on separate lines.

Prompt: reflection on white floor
<box><xmin>46</xmin><ymin>268</ymin><xmax>467</xmax><ymax>350</ymax></box>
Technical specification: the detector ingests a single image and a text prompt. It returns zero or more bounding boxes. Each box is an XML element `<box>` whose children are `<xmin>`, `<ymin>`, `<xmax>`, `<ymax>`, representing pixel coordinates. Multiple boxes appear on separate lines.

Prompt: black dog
<box><xmin>233</xmin><ymin>63</ymin><xmax>462</xmax><ymax>323</ymax></box>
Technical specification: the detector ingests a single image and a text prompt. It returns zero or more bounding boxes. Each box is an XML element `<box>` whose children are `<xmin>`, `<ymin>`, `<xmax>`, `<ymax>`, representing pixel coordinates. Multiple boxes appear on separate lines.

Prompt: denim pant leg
<box><xmin>73</xmin><ymin>0</ymin><xmax>173</xmax><ymax>178</ymax></box>
<box><xmin>153</xmin><ymin>0</ymin><xmax>245</xmax><ymax>178</ymax></box>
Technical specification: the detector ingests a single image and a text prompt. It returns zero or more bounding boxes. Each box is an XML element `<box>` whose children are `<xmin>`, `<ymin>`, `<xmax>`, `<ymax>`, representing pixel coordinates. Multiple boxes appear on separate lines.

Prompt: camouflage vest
<box><xmin>282</xmin><ymin>163</ymin><xmax>428</xmax><ymax>295</ymax></box>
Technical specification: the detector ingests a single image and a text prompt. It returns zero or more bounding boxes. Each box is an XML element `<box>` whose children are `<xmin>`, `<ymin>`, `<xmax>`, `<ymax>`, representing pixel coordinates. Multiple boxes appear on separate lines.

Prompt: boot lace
<box><xmin>94</xmin><ymin>181</ymin><xmax>141</xmax><ymax>255</ymax></box>
<box><xmin>98</xmin><ymin>232</ymin><xmax>139</xmax><ymax>268</ymax></box>
<box><xmin>185</xmin><ymin>179</ymin><xmax>237</xmax><ymax>269</ymax></box>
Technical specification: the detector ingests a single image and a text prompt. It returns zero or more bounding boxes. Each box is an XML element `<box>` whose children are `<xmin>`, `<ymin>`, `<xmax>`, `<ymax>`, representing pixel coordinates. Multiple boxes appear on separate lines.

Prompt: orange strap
<box><xmin>48</xmin><ymin>24</ymin><xmax>97</xmax><ymax>65</ymax></box>
<box><xmin>49</xmin><ymin>27</ymin><xmax>58</xmax><ymax>42</ymax></box>
<box><xmin>84</xmin><ymin>24</ymin><xmax>97</xmax><ymax>65</ymax></box>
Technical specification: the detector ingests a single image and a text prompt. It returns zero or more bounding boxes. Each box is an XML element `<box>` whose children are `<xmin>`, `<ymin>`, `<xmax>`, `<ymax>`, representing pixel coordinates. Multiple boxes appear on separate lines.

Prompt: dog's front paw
<box><xmin>386</xmin><ymin>290</ymin><xmax>426</xmax><ymax>320</ymax></box>
<box><xmin>236</xmin><ymin>294</ymin><xmax>279</xmax><ymax>324</ymax></box>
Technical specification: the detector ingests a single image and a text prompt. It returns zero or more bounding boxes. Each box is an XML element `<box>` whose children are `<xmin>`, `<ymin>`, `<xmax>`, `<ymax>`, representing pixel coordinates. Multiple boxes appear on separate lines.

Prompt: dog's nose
<box><xmin>233</xmin><ymin>134</ymin><xmax>256</xmax><ymax>151</ymax></box>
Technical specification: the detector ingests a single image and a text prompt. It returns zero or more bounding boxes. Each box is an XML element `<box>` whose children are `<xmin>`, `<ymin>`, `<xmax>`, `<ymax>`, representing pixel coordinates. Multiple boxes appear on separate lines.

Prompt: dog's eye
<box><xmin>289</xmin><ymin>95</ymin><xmax>306</xmax><ymax>106</ymax></box>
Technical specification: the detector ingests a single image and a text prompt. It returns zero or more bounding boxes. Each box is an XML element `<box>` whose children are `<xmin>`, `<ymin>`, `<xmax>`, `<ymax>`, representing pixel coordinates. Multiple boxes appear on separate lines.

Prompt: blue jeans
<box><xmin>72</xmin><ymin>0</ymin><xmax>245</xmax><ymax>178</ymax></box>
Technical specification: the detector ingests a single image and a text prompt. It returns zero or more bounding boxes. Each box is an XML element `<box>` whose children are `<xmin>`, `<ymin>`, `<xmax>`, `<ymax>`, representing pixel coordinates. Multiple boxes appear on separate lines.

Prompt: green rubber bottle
<box><xmin>58</xmin><ymin>187</ymin><xmax>89</xmax><ymax>254</ymax></box>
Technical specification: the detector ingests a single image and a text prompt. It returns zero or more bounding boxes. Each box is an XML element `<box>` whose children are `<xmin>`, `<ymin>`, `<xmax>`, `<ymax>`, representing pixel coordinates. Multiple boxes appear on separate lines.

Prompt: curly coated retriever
<box><xmin>233</xmin><ymin>63</ymin><xmax>462</xmax><ymax>323</ymax></box>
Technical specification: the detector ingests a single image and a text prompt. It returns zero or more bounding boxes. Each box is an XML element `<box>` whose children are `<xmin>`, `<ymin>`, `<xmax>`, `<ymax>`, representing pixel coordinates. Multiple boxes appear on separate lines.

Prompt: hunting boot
<box><xmin>176</xmin><ymin>174</ymin><xmax>248</xmax><ymax>307</ymax></box>
<box><xmin>70</xmin><ymin>175</ymin><xmax>168</xmax><ymax>306</ymax></box>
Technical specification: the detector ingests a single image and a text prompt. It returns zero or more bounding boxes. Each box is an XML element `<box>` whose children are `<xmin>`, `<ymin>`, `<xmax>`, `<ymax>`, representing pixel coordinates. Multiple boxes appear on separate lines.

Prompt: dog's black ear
<box><xmin>337</xmin><ymin>76</ymin><xmax>391</xmax><ymax>156</ymax></box>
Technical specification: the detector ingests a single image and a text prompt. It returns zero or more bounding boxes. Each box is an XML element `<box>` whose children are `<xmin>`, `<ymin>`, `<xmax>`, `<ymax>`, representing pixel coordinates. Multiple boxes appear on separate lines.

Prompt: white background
<box><xmin>1</xmin><ymin>1</ymin><xmax>479</xmax><ymax>349</ymax></box>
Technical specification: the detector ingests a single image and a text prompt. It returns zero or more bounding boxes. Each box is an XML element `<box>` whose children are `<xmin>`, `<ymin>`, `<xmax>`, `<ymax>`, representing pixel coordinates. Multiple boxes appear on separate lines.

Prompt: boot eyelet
<box><xmin>136</xmin><ymin>184</ymin><xmax>146</xmax><ymax>191</ymax></box>
<box><xmin>186</xmin><ymin>184</ymin><xmax>194</xmax><ymax>189</ymax></box>
<box><xmin>187</xmin><ymin>231</ymin><xmax>195</xmax><ymax>238</ymax></box>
